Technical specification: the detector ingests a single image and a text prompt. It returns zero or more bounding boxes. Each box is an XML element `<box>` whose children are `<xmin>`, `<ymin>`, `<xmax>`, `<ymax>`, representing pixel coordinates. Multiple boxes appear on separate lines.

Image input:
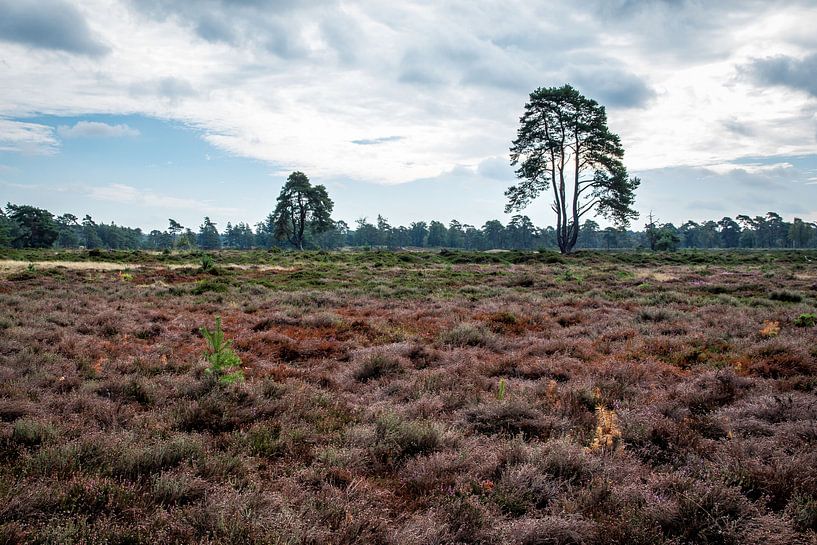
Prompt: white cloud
<box><xmin>0</xmin><ymin>118</ymin><xmax>59</xmax><ymax>154</ymax></box>
<box><xmin>86</xmin><ymin>183</ymin><xmax>238</xmax><ymax>215</ymax></box>
<box><xmin>57</xmin><ymin>121</ymin><xmax>140</xmax><ymax>138</ymax></box>
<box><xmin>1</xmin><ymin>0</ymin><xmax>817</xmax><ymax>185</ymax></box>
<box><xmin>704</xmin><ymin>162</ymin><xmax>795</xmax><ymax>176</ymax></box>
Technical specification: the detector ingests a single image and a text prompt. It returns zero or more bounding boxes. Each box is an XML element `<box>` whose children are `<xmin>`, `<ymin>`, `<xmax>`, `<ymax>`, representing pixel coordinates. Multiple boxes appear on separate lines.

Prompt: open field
<box><xmin>1</xmin><ymin>250</ymin><xmax>816</xmax><ymax>544</ymax></box>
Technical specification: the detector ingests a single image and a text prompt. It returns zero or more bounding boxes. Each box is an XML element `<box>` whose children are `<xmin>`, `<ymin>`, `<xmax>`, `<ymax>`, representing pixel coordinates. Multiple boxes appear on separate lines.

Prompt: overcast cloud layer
<box><xmin>1</xmin><ymin>0</ymin><xmax>817</xmax><ymax>227</ymax></box>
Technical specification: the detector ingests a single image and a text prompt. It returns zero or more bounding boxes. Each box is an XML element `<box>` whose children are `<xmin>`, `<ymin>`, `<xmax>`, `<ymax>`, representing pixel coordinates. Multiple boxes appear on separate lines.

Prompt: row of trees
<box><xmin>0</xmin><ymin>205</ymin><xmax>143</xmax><ymax>249</ymax></box>
<box><xmin>644</xmin><ymin>212</ymin><xmax>817</xmax><ymax>251</ymax></box>
<box><xmin>6</xmin><ymin>85</ymin><xmax>809</xmax><ymax>254</ymax></box>
<box><xmin>2</xmin><ymin>202</ymin><xmax>815</xmax><ymax>251</ymax></box>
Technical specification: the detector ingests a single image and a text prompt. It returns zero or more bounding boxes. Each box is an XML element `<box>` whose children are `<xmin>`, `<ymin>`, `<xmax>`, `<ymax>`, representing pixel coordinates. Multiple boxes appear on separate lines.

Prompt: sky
<box><xmin>1</xmin><ymin>0</ymin><xmax>816</xmax><ymax>232</ymax></box>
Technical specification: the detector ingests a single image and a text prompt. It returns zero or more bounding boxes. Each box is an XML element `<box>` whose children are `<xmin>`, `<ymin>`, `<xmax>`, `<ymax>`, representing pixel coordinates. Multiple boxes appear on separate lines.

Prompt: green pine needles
<box><xmin>200</xmin><ymin>316</ymin><xmax>244</xmax><ymax>384</ymax></box>
<box><xmin>497</xmin><ymin>378</ymin><xmax>507</xmax><ymax>401</ymax></box>
<box><xmin>795</xmin><ymin>313</ymin><xmax>816</xmax><ymax>328</ymax></box>
<box><xmin>199</xmin><ymin>254</ymin><xmax>215</xmax><ymax>272</ymax></box>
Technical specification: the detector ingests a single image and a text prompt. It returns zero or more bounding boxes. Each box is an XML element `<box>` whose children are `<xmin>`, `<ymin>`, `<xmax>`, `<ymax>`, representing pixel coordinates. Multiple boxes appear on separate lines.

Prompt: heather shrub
<box><xmin>370</xmin><ymin>412</ymin><xmax>440</xmax><ymax>468</ymax></box>
<box><xmin>191</xmin><ymin>279</ymin><xmax>229</xmax><ymax>294</ymax></box>
<box><xmin>526</xmin><ymin>337</ymin><xmax>595</xmax><ymax>361</ymax></box>
<box><xmin>660</xmin><ymin>479</ymin><xmax>752</xmax><ymax>544</ymax></box>
<box><xmin>11</xmin><ymin>418</ymin><xmax>57</xmax><ymax>448</ymax></box>
<box><xmin>438</xmin><ymin>495</ymin><xmax>493</xmax><ymax>544</ymax></box>
<box><xmin>134</xmin><ymin>323</ymin><xmax>162</xmax><ymax>340</ymax></box>
<box><xmin>251</xmin><ymin>316</ymin><xmax>280</xmax><ymax>331</ymax></box>
<box><xmin>786</xmin><ymin>493</ymin><xmax>817</xmax><ymax>532</ymax></box>
<box><xmin>243</xmin><ymin>423</ymin><xmax>283</xmax><ymax>458</ymax></box>
<box><xmin>96</xmin><ymin>376</ymin><xmax>154</xmax><ymax>405</ymax></box>
<box><xmin>182</xmin><ymin>488</ymin><xmax>277</xmax><ymax>543</ymax></box>
<box><xmin>738</xmin><ymin>514</ymin><xmax>810</xmax><ymax>545</ymax></box>
<box><xmin>508</xmin><ymin>274</ymin><xmax>535</xmax><ymax>288</ymax></box>
<box><xmin>400</xmin><ymin>450</ymin><xmax>468</xmax><ymax>496</ymax></box>
<box><xmin>81</xmin><ymin>311</ymin><xmax>120</xmax><ymax>337</ymax></box>
<box><xmin>556</xmin><ymin>311</ymin><xmax>585</xmax><ymax>327</ymax></box>
<box><xmin>0</xmin><ymin>523</ymin><xmax>26</xmax><ymax>543</ymax></box>
<box><xmin>485</xmin><ymin>310</ymin><xmax>526</xmax><ymax>334</ymax></box>
<box><xmin>110</xmin><ymin>435</ymin><xmax>203</xmax><ymax>479</ymax></box>
<box><xmin>769</xmin><ymin>290</ymin><xmax>803</xmax><ymax>303</ymax></box>
<box><xmin>388</xmin><ymin>512</ymin><xmax>447</xmax><ymax>545</ymax></box>
<box><xmin>403</xmin><ymin>343</ymin><xmax>441</xmax><ymax>368</ymax></box>
<box><xmin>675</xmin><ymin>370</ymin><xmax>748</xmax><ymax>415</ymax></box>
<box><xmin>507</xmin><ymin>515</ymin><xmax>596</xmax><ymax>545</ymax></box>
<box><xmin>354</xmin><ymin>353</ymin><xmax>401</xmax><ymax>382</ymax></box>
<box><xmin>487</xmin><ymin>358</ymin><xmax>553</xmax><ymax>380</ymax></box>
<box><xmin>175</xmin><ymin>396</ymin><xmax>233</xmax><ymax>432</ymax></box>
<box><xmin>748</xmin><ymin>340</ymin><xmax>814</xmax><ymax>378</ymax></box>
<box><xmin>303</xmin><ymin>311</ymin><xmax>344</xmax><ymax>328</ymax></box>
<box><xmin>0</xmin><ymin>399</ymin><xmax>35</xmax><ymax>422</ymax></box>
<box><xmin>6</xmin><ymin>249</ymin><xmax>817</xmax><ymax>543</ymax></box>
<box><xmin>625</xmin><ymin>416</ymin><xmax>700</xmax><ymax>467</ymax></box>
<box><xmin>465</xmin><ymin>401</ymin><xmax>551</xmax><ymax>439</ymax></box>
<box><xmin>439</xmin><ymin>322</ymin><xmax>495</xmax><ymax>347</ymax></box>
<box><xmin>24</xmin><ymin>437</ymin><xmax>107</xmax><ymax>477</ymax></box>
<box><xmin>535</xmin><ymin>440</ymin><xmax>594</xmax><ymax>485</ymax></box>
<box><xmin>637</xmin><ymin>307</ymin><xmax>676</xmax><ymax>322</ymax></box>
<box><xmin>487</xmin><ymin>311</ymin><xmax>522</xmax><ymax>329</ymax></box>
<box><xmin>151</xmin><ymin>470</ymin><xmax>207</xmax><ymax>505</ymax></box>
<box><xmin>557</xmin><ymin>269</ymin><xmax>583</xmax><ymax>284</ymax></box>
<box><xmin>57</xmin><ymin>476</ymin><xmax>136</xmax><ymax>515</ymax></box>
<box><xmin>260</xmin><ymin>377</ymin><xmax>288</xmax><ymax>399</ymax></box>
<box><xmin>720</xmin><ymin>392</ymin><xmax>817</xmax><ymax>425</ymax></box>
<box><xmin>493</xmin><ymin>463</ymin><xmax>558</xmax><ymax>515</ymax></box>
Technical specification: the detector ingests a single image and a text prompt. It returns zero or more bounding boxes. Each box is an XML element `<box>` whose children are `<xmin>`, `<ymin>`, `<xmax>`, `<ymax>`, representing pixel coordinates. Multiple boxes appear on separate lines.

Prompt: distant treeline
<box><xmin>1</xmin><ymin>203</ymin><xmax>815</xmax><ymax>251</ymax></box>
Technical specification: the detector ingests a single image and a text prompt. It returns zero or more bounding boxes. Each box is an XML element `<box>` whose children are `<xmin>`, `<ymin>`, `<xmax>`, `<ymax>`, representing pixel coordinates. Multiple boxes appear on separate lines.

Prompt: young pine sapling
<box><xmin>200</xmin><ymin>316</ymin><xmax>244</xmax><ymax>384</ymax></box>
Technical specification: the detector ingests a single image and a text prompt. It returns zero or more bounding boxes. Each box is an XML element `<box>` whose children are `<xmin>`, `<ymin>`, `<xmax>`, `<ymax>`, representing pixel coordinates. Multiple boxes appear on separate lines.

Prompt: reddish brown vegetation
<box><xmin>0</xmin><ymin>256</ymin><xmax>816</xmax><ymax>544</ymax></box>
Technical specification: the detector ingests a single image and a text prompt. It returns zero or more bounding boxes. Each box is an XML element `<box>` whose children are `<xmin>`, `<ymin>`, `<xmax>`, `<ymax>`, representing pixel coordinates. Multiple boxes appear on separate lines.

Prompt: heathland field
<box><xmin>1</xmin><ymin>249</ymin><xmax>816</xmax><ymax>544</ymax></box>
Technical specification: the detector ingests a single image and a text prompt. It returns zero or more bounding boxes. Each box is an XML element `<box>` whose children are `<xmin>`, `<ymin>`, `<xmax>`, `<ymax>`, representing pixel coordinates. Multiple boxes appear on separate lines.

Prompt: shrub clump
<box><xmin>404</xmin><ymin>343</ymin><xmax>441</xmax><ymax>368</ymax></box>
<box><xmin>493</xmin><ymin>463</ymin><xmax>558</xmax><ymax>515</ymax></box>
<box><xmin>353</xmin><ymin>353</ymin><xmax>401</xmax><ymax>382</ymax></box>
<box><xmin>508</xmin><ymin>516</ymin><xmax>596</xmax><ymax>545</ymax></box>
<box><xmin>191</xmin><ymin>279</ymin><xmax>229</xmax><ymax>295</ymax></box>
<box><xmin>508</xmin><ymin>274</ymin><xmax>535</xmax><ymax>288</ymax></box>
<box><xmin>11</xmin><ymin>418</ymin><xmax>58</xmax><ymax>447</ymax></box>
<box><xmin>637</xmin><ymin>307</ymin><xmax>676</xmax><ymax>323</ymax></box>
<box><xmin>244</xmin><ymin>423</ymin><xmax>283</xmax><ymax>458</ymax></box>
<box><xmin>370</xmin><ymin>412</ymin><xmax>440</xmax><ymax>468</ymax></box>
<box><xmin>769</xmin><ymin>290</ymin><xmax>803</xmax><ymax>303</ymax></box>
<box><xmin>110</xmin><ymin>435</ymin><xmax>203</xmax><ymax>479</ymax></box>
<box><xmin>151</xmin><ymin>470</ymin><xmax>207</xmax><ymax>505</ymax></box>
<box><xmin>439</xmin><ymin>322</ymin><xmax>495</xmax><ymax>348</ymax></box>
<box><xmin>787</xmin><ymin>493</ymin><xmax>817</xmax><ymax>532</ymax></box>
<box><xmin>465</xmin><ymin>401</ymin><xmax>550</xmax><ymax>438</ymax></box>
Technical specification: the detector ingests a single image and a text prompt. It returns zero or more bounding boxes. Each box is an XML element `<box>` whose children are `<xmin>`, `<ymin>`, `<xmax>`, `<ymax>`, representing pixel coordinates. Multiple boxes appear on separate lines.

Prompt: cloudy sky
<box><xmin>1</xmin><ymin>0</ymin><xmax>816</xmax><ymax>231</ymax></box>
